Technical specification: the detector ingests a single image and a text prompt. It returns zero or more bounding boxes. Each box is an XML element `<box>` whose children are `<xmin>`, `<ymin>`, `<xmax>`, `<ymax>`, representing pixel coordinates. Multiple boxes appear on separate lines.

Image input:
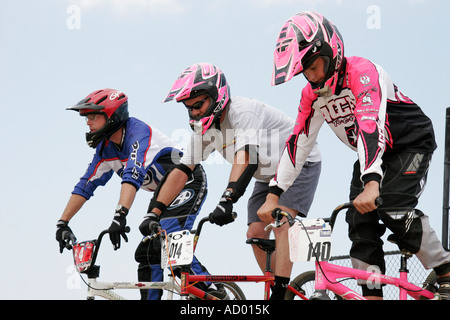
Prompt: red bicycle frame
<box><xmin>163</xmin><ymin>216</ymin><xmax>309</xmax><ymax>300</ymax></box>
<box><xmin>180</xmin><ymin>271</ymin><xmax>308</xmax><ymax>300</ymax></box>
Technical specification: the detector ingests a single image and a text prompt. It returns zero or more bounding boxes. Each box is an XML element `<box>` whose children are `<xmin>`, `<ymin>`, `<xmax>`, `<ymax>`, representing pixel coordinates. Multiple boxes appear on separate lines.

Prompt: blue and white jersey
<box><xmin>72</xmin><ymin>117</ymin><xmax>181</xmax><ymax>199</ymax></box>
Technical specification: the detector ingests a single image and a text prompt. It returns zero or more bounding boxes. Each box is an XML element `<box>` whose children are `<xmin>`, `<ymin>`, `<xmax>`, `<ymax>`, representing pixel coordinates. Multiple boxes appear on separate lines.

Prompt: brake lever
<box><xmin>64</xmin><ymin>233</ymin><xmax>77</xmax><ymax>250</ymax></box>
<box><xmin>264</xmin><ymin>219</ymin><xmax>286</xmax><ymax>231</ymax></box>
<box><xmin>142</xmin><ymin>226</ymin><xmax>164</xmax><ymax>243</ymax></box>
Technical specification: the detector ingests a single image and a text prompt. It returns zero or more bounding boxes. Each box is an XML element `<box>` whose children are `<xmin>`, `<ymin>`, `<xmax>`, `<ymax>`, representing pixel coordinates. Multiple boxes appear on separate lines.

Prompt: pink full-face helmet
<box><xmin>163</xmin><ymin>63</ymin><xmax>231</xmax><ymax>135</ymax></box>
<box><xmin>272</xmin><ymin>11</ymin><xmax>344</xmax><ymax>97</ymax></box>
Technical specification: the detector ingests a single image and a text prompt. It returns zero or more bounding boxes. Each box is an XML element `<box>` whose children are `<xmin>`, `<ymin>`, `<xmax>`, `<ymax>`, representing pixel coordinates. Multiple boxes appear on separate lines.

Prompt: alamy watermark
<box><xmin>366</xmin><ymin>264</ymin><xmax>383</xmax><ymax>290</ymax></box>
<box><xmin>66</xmin><ymin>265</ymin><xmax>81</xmax><ymax>290</ymax></box>
<box><xmin>169</xmin><ymin>127</ymin><xmax>284</xmax><ymax>176</ymax></box>
<box><xmin>367</xmin><ymin>5</ymin><xmax>381</xmax><ymax>30</ymax></box>
<box><xmin>66</xmin><ymin>5</ymin><xmax>81</xmax><ymax>30</ymax></box>
<box><xmin>66</xmin><ymin>4</ymin><xmax>382</xmax><ymax>31</ymax></box>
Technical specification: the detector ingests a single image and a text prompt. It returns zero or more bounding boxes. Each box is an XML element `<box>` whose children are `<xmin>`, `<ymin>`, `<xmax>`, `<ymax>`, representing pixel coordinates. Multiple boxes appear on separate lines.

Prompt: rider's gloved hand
<box><xmin>209</xmin><ymin>190</ymin><xmax>235</xmax><ymax>226</ymax></box>
<box><xmin>108</xmin><ymin>205</ymin><xmax>129</xmax><ymax>250</ymax></box>
<box><xmin>56</xmin><ymin>220</ymin><xmax>77</xmax><ymax>253</ymax></box>
<box><xmin>139</xmin><ymin>212</ymin><xmax>161</xmax><ymax>236</ymax></box>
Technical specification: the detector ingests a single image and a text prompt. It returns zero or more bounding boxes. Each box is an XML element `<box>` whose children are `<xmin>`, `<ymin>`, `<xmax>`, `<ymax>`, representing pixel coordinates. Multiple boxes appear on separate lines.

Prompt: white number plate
<box><xmin>288</xmin><ymin>219</ymin><xmax>332</xmax><ymax>262</ymax></box>
<box><xmin>161</xmin><ymin>230</ymin><xmax>194</xmax><ymax>269</ymax></box>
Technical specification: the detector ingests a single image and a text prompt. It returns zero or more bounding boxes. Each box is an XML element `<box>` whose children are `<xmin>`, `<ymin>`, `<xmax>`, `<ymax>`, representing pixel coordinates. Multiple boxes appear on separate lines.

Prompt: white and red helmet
<box><xmin>272</xmin><ymin>11</ymin><xmax>344</xmax><ymax>96</ymax></box>
<box><xmin>163</xmin><ymin>63</ymin><xmax>230</xmax><ymax>134</ymax></box>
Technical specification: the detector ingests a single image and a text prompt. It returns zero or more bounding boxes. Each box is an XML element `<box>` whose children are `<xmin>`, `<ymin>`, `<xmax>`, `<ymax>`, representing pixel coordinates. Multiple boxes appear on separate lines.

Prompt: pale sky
<box><xmin>1</xmin><ymin>0</ymin><xmax>449</xmax><ymax>300</ymax></box>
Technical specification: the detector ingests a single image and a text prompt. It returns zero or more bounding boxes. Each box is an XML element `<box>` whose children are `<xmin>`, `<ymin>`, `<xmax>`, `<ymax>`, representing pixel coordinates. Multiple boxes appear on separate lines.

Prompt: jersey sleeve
<box><xmin>270</xmin><ymin>87</ymin><xmax>324</xmax><ymax>192</ymax></box>
<box><xmin>349</xmin><ymin>60</ymin><xmax>387</xmax><ymax>183</ymax></box>
<box><xmin>72</xmin><ymin>150</ymin><xmax>114</xmax><ymax>200</ymax></box>
<box><xmin>120</xmin><ymin>126</ymin><xmax>156</xmax><ymax>190</ymax></box>
<box><xmin>231</xmin><ymin>110</ymin><xmax>261</xmax><ymax>152</ymax></box>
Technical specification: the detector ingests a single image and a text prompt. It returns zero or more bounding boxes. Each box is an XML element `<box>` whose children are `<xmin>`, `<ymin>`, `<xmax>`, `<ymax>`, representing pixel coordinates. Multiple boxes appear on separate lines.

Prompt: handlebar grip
<box><xmin>328</xmin><ymin>197</ymin><xmax>383</xmax><ymax>230</ymax></box>
<box><xmin>271</xmin><ymin>208</ymin><xmax>283</xmax><ymax>219</ymax></box>
<box><xmin>375</xmin><ymin>197</ymin><xmax>383</xmax><ymax>207</ymax></box>
<box><xmin>208</xmin><ymin>211</ymin><xmax>237</xmax><ymax>225</ymax></box>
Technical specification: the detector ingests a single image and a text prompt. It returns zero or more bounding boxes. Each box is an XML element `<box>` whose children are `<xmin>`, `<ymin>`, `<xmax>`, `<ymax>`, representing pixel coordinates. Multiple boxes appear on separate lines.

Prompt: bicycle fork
<box><xmin>179</xmin><ymin>267</ymin><xmax>222</xmax><ymax>300</ymax></box>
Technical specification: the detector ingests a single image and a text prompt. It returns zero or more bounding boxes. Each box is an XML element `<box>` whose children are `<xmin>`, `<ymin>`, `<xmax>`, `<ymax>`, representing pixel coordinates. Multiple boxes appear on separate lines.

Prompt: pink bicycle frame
<box><xmin>314</xmin><ymin>261</ymin><xmax>435</xmax><ymax>300</ymax></box>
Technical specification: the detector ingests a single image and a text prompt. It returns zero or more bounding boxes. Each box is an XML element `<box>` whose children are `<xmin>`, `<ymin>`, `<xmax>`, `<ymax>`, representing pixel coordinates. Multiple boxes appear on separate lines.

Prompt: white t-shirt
<box><xmin>181</xmin><ymin>96</ymin><xmax>321</xmax><ymax>182</ymax></box>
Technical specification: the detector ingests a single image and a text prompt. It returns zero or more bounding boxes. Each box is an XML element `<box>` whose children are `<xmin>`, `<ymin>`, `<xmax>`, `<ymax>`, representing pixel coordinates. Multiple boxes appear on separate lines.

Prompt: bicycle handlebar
<box><xmin>92</xmin><ymin>226</ymin><xmax>132</xmax><ymax>245</ymax></box>
<box><xmin>73</xmin><ymin>226</ymin><xmax>131</xmax><ymax>271</ymax></box>
<box><xmin>271</xmin><ymin>197</ymin><xmax>383</xmax><ymax>231</ymax></box>
<box><xmin>143</xmin><ymin>212</ymin><xmax>238</xmax><ymax>243</ymax></box>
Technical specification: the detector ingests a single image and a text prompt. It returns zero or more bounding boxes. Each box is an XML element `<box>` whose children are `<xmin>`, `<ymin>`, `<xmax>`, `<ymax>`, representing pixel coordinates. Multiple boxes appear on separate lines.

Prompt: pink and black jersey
<box><xmin>271</xmin><ymin>56</ymin><xmax>436</xmax><ymax>192</ymax></box>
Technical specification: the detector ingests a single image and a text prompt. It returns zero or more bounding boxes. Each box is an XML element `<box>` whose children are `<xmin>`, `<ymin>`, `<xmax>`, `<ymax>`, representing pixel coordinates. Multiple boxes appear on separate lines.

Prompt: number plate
<box><xmin>288</xmin><ymin>219</ymin><xmax>332</xmax><ymax>262</ymax></box>
<box><xmin>73</xmin><ymin>241</ymin><xmax>95</xmax><ymax>272</ymax></box>
<box><xmin>161</xmin><ymin>230</ymin><xmax>194</xmax><ymax>269</ymax></box>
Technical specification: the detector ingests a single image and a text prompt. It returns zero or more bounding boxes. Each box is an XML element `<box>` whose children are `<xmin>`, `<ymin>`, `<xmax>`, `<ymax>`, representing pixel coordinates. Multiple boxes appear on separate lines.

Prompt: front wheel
<box><xmin>285</xmin><ymin>271</ymin><xmax>342</xmax><ymax>300</ymax></box>
<box><xmin>222</xmin><ymin>282</ymin><xmax>246</xmax><ymax>300</ymax></box>
<box><xmin>285</xmin><ymin>271</ymin><xmax>315</xmax><ymax>300</ymax></box>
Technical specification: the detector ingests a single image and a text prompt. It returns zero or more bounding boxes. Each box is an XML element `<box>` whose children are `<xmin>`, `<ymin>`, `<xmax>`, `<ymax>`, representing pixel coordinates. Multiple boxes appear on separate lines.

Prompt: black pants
<box><xmin>346</xmin><ymin>152</ymin><xmax>450</xmax><ymax>296</ymax></box>
<box><xmin>135</xmin><ymin>164</ymin><xmax>209</xmax><ymax>300</ymax></box>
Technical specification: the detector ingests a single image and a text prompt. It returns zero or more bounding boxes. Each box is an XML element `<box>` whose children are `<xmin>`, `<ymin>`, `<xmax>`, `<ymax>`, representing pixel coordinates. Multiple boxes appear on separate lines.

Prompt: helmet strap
<box><xmin>112</xmin><ymin>125</ymin><xmax>126</xmax><ymax>151</ymax></box>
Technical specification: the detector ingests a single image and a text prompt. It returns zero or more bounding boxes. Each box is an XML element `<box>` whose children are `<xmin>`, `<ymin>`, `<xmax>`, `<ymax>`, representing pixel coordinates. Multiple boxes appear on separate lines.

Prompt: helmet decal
<box><xmin>272</xmin><ymin>11</ymin><xmax>344</xmax><ymax>97</ymax></box>
<box><xmin>163</xmin><ymin>63</ymin><xmax>230</xmax><ymax>135</ymax></box>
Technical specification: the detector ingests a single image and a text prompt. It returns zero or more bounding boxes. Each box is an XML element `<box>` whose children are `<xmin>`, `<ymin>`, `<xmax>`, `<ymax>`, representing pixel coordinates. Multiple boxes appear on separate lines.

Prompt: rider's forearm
<box><xmin>117</xmin><ymin>182</ymin><xmax>138</xmax><ymax>211</ymax></box>
<box><xmin>60</xmin><ymin>194</ymin><xmax>87</xmax><ymax>222</ymax></box>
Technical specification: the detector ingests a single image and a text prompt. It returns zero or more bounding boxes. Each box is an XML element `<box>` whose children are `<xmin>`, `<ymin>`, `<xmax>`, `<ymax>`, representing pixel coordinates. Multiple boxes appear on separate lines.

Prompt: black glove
<box><xmin>139</xmin><ymin>212</ymin><xmax>161</xmax><ymax>236</ymax></box>
<box><xmin>108</xmin><ymin>206</ymin><xmax>129</xmax><ymax>250</ymax></box>
<box><xmin>56</xmin><ymin>220</ymin><xmax>76</xmax><ymax>253</ymax></box>
<box><xmin>209</xmin><ymin>191</ymin><xmax>235</xmax><ymax>226</ymax></box>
